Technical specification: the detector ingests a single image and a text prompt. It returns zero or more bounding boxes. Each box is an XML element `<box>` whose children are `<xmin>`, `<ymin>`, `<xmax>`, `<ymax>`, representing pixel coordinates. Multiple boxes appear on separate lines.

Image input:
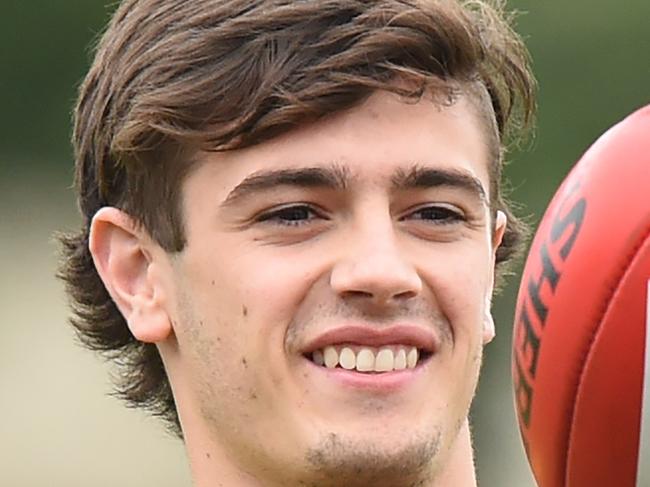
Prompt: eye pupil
<box><xmin>422</xmin><ymin>207</ymin><xmax>453</xmax><ymax>220</ymax></box>
<box><xmin>282</xmin><ymin>207</ymin><xmax>311</xmax><ymax>221</ymax></box>
<box><xmin>410</xmin><ymin>205</ymin><xmax>463</xmax><ymax>224</ymax></box>
<box><xmin>258</xmin><ymin>205</ymin><xmax>317</xmax><ymax>227</ymax></box>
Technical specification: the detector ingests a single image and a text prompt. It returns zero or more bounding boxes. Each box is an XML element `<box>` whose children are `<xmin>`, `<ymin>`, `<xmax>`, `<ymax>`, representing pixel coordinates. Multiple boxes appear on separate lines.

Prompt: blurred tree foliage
<box><xmin>1</xmin><ymin>1</ymin><xmax>110</xmax><ymax>171</ymax></box>
<box><xmin>508</xmin><ymin>0</ymin><xmax>649</xmax><ymax>216</ymax></box>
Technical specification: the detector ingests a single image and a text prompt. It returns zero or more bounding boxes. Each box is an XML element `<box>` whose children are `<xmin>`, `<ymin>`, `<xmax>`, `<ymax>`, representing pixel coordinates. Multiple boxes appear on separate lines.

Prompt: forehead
<box><xmin>191</xmin><ymin>90</ymin><xmax>491</xmax><ymax>196</ymax></box>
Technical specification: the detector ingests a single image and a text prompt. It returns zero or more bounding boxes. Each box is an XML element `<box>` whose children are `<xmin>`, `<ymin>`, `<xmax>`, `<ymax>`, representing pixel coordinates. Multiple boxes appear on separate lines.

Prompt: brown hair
<box><xmin>59</xmin><ymin>0</ymin><xmax>536</xmax><ymax>437</ymax></box>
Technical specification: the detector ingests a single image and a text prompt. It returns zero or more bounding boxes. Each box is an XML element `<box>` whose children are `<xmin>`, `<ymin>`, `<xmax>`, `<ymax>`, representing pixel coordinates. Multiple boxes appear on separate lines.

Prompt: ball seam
<box><xmin>563</xmin><ymin>222</ymin><xmax>650</xmax><ymax>486</ymax></box>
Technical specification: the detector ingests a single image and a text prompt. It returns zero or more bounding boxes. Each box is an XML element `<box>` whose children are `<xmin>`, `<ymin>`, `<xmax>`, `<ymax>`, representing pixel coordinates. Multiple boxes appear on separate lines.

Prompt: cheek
<box><xmin>421</xmin><ymin>242</ymin><xmax>491</xmax><ymax>332</ymax></box>
<box><xmin>218</xmin><ymin>246</ymin><xmax>322</xmax><ymax>330</ymax></box>
<box><xmin>171</xmin><ymin>279</ymin><xmax>272</xmax><ymax>436</ymax></box>
<box><xmin>172</xmin><ymin>245</ymin><xmax>314</xmax><ymax>388</ymax></box>
<box><xmin>169</xmin><ymin>252</ymin><xmax>257</xmax><ymax>395</ymax></box>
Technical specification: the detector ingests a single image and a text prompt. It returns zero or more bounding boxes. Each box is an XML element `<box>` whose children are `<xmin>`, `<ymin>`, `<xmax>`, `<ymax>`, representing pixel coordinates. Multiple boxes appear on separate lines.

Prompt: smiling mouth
<box><xmin>305</xmin><ymin>345</ymin><xmax>432</xmax><ymax>373</ymax></box>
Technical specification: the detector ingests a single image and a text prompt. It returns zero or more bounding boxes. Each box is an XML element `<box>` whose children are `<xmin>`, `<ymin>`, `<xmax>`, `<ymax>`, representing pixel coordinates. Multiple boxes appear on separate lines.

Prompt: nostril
<box><xmin>394</xmin><ymin>289</ymin><xmax>417</xmax><ymax>300</ymax></box>
<box><xmin>338</xmin><ymin>289</ymin><xmax>418</xmax><ymax>304</ymax></box>
<box><xmin>339</xmin><ymin>290</ymin><xmax>374</xmax><ymax>300</ymax></box>
<box><xmin>329</xmin><ymin>255</ymin><xmax>422</xmax><ymax>302</ymax></box>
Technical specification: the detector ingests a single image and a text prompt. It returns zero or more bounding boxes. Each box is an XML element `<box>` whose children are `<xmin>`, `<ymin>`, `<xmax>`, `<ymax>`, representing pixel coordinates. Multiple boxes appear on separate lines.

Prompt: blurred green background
<box><xmin>1</xmin><ymin>1</ymin><xmax>648</xmax><ymax>486</ymax></box>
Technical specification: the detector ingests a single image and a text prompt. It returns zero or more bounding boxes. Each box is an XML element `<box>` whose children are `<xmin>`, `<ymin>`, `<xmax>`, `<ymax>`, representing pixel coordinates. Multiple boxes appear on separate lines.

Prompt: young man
<box><xmin>60</xmin><ymin>0</ymin><xmax>535</xmax><ymax>485</ymax></box>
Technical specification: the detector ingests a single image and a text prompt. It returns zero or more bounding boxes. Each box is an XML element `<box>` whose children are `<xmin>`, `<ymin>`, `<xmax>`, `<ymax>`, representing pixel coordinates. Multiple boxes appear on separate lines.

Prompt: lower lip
<box><xmin>305</xmin><ymin>356</ymin><xmax>430</xmax><ymax>392</ymax></box>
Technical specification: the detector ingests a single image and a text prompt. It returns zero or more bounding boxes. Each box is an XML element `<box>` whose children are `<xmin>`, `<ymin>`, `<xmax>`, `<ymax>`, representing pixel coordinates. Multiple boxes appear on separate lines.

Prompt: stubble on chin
<box><xmin>300</xmin><ymin>429</ymin><xmax>441</xmax><ymax>487</ymax></box>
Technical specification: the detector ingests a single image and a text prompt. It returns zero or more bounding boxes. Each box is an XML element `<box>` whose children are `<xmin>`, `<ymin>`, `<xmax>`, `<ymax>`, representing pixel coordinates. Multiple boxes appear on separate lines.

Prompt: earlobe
<box><xmin>89</xmin><ymin>207</ymin><xmax>173</xmax><ymax>343</ymax></box>
<box><xmin>483</xmin><ymin>295</ymin><xmax>496</xmax><ymax>344</ymax></box>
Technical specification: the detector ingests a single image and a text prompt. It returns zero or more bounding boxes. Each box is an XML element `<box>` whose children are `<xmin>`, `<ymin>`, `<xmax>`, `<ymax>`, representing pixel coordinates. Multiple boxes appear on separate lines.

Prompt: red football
<box><xmin>512</xmin><ymin>105</ymin><xmax>650</xmax><ymax>487</ymax></box>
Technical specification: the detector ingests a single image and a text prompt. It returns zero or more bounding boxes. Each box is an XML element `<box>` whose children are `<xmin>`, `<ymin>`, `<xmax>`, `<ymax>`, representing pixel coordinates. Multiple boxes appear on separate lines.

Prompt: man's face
<box><xmin>161</xmin><ymin>90</ymin><xmax>503</xmax><ymax>485</ymax></box>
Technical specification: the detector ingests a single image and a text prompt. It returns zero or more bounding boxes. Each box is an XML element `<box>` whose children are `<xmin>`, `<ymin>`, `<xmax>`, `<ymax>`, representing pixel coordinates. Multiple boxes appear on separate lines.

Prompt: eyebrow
<box><xmin>391</xmin><ymin>164</ymin><xmax>488</xmax><ymax>204</ymax></box>
<box><xmin>221</xmin><ymin>162</ymin><xmax>488</xmax><ymax>207</ymax></box>
<box><xmin>221</xmin><ymin>164</ymin><xmax>351</xmax><ymax>207</ymax></box>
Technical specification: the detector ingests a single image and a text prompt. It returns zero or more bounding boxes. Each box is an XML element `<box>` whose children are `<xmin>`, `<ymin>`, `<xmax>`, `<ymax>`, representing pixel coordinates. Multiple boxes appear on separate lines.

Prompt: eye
<box><xmin>406</xmin><ymin>205</ymin><xmax>465</xmax><ymax>224</ymax></box>
<box><xmin>256</xmin><ymin>204</ymin><xmax>323</xmax><ymax>227</ymax></box>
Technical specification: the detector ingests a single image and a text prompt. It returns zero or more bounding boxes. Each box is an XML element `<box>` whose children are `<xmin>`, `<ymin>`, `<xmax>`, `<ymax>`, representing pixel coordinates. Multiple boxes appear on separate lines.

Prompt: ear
<box><xmin>482</xmin><ymin>294</ymin><xmax>496</xmax><ymax>344</ymax></box>
<box><xmin>88</xmin><ymin>207</ymin><xmax>172</xmax><ymax>343</ymax></box>
<box><xmin>482</xmin><ymin>210</ymin><xmax>507</xmax><ymax>344</ymax></box>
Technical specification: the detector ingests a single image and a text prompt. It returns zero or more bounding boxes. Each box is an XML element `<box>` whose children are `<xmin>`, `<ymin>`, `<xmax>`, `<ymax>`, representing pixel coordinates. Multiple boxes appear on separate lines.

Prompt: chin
<box><xmin>297</xmin><ymin>425</ymin><xmax>442</xmax><ymax>487</ymax></box>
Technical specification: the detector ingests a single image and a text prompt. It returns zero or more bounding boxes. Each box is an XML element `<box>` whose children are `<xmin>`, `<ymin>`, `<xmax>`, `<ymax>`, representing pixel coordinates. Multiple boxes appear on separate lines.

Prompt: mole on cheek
<box><xmin>242</xmin><ymin>305</ymin><xmax>248</xmax><ymax>317</ymax></box>
<box><xmin>241</xmin><ymin>357</ymin><xmax>248</xmax><ymax>368</ymax></box>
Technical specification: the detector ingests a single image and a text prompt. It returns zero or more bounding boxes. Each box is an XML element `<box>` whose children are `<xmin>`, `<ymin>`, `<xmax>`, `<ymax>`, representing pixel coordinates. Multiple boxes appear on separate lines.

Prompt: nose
<box><xmin>329</xmin><ymin>222</ymin><xmax>422</xmax><ymax>306</ymax></box>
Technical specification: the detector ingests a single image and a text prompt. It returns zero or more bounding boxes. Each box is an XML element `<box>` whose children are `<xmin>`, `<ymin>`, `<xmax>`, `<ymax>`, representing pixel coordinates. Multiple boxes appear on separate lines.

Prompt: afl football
<box><xmin>512</xmin><ymin>106</ymin><xmax>650</xmax><ymax>487</ymax></box>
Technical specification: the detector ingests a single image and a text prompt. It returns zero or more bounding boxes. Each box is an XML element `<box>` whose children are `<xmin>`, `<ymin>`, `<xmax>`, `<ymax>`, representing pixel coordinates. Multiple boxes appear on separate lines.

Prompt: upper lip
<box><xmin>301</xmin><ymin>324</ymin><xmax>439</xmax><ymax>355</ymax></box>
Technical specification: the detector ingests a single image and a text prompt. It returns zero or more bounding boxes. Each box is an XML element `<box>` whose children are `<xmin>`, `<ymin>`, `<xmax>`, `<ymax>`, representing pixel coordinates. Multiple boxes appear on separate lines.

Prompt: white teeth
<box><xmin>394</xmin><ymin>348</ymin><xmax>407</xmax><ymax>370</ymax></box>
<box><xmin>323</xmin><ymin>346</ymin><xmax>339</xmax><ymax>368</ymax></box>
<box><xmin>356</xmin><ymin>348</ymin><xmax>375</xmax><ymax>372</ymax></box>
<box><xmin>339</xmin><ymin>347</ymin><xmax>356</xmax><ymax>370</ymax></box>
<box><xmin>407</xmin><ymin>347</ymin><xmax>418</xmax><ymax>369</ymax></box>
<box><xmin>311</xmin><ymin>345</ymin><xmax>424</xmax><ymax>372</ymax></box>
<box><xmin>312</xmin><ymin>349</ymin><xmax>324</xmax><ymax>366</ymax></box>
<box><xmin>374</xmin><ymin>348</ymin><xmax>394</xmax><ymax>372</ymax></box>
